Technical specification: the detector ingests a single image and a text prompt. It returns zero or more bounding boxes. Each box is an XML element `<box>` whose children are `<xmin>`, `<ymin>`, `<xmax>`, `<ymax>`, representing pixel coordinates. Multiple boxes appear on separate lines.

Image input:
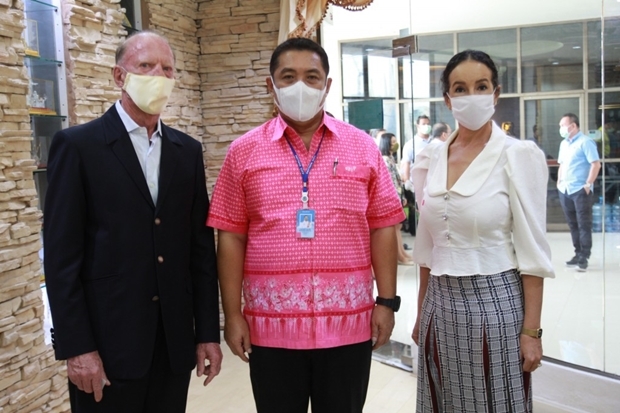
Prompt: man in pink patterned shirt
<box><xmin>207</xmin><ymin>38</ymin><xmax>405</xmax><ymax>413</ymax></box>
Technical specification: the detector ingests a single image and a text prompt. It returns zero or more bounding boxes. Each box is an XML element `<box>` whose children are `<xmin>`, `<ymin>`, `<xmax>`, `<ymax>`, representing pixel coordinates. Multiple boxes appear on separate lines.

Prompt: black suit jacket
<box><xmin>44</xmin><ymin>105</ymin><xmax>220</xmax><ymax>379</ymax></box>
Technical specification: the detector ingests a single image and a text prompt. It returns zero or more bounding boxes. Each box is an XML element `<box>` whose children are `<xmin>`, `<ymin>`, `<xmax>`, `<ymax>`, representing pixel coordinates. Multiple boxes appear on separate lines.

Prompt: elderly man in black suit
<box><xmin>43</xmin><ymin>30</ymin><xmax>222</xmax><ymax>413</ymax></box>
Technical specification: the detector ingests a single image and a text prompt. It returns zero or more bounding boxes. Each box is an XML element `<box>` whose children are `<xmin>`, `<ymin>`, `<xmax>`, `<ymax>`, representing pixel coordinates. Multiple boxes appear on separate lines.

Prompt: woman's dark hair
<box><xmin>270</xmin><ymin>38</ymin><xmax>330</xmax><ymax>77</ymax></box>
<box><xmin>379</xmin><ymin>133</ymin><xmax>394</xmax><ymax>157</ymax></box>
<box><xmin>440</xmin><ymin>49</ymin><xmax>499</xmax><ymax>95</ymax></box>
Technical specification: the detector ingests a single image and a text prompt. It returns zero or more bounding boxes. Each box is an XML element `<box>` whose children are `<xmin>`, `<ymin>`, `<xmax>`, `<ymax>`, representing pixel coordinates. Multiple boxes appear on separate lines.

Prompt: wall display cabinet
<box><xmin>24</xmin><ymin>0</ymin><xmax>68</xmax><ymax>211</ymax></box>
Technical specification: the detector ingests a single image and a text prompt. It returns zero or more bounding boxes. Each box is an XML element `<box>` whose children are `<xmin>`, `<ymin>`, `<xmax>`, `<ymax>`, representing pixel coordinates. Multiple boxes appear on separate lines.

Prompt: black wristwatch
<box><xmin>375</xmin><ymin>295</ymin><xmax>401</xmax><ymax>312</ymax></box>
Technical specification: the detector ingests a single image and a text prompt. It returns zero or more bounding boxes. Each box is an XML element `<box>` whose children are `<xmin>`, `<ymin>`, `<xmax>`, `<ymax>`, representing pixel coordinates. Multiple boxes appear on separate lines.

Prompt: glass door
<box><xmin>523</xmin><ymin>95</ymin><xmax>583</xmax><ymax>230</ymax></box>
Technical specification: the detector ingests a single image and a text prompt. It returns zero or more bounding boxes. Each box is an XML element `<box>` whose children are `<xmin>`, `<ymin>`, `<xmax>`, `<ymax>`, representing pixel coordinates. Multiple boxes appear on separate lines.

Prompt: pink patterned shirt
<box><xmin>207</xmin><ymin>114</ymin><xmax>405</xmax><ymax>349</ymax></box>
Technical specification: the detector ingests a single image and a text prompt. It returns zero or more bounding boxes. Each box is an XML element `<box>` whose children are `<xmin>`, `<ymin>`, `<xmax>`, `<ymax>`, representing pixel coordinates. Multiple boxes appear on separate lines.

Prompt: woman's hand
<box><xmin>520</xmin><ymin>335</ymin><xmax>543</xmax><ymax>372</ymax></box>
<box><xmin>411</xmin><ymin>317</ymin><xmax>421</xmax><ymax>345</ymax></box>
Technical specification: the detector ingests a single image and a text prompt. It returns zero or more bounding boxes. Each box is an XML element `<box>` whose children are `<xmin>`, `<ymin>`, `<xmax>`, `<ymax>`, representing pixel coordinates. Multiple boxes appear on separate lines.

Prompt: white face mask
<box><xmin>272</xmin><ymin>79</ymin><xmax>327</xmax><ymax>122</ymax></box>
<box><xmin>122</xmin><ymin>71</ymin><xmax>175</xmax><ymax>115</ymax></box>
<box><xmin>448</xmin><ymin>92</ymin><xmax>496</xmax><ymax>131</ymax></box>
<box><xmin>418</xmin><ymin>124</ymin><xmax>432</xmax><ymax>135</ymax></box>
<box><xmin>559</xmin><ymin>126</ymin><xmax>570</xmax><ymax>139</ymax></box>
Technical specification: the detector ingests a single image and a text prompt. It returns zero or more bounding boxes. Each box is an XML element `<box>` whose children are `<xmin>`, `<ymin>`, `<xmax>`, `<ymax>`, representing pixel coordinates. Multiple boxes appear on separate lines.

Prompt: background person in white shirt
<box><xmin>411</xmin><ymin>49</ymin><xmax>554</xmax><ymax>413</ymax></box>
<box><xmin>400</xmin><ymin>115</ymin><xmax>432</xmax><ymax>185</ymax></box>
<box><xmin>400</xmin><ymin>115</ymin><xmax>431</xmax><ymax>235</ymax></box>
<box><xmin>430</xmin><ymin>122</ymin><xmax>452</xmax><ymax>144</ymax></box>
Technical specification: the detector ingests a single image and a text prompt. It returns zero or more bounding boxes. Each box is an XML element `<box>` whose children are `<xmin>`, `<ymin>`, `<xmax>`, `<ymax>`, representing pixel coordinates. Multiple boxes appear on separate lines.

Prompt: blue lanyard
<box><xmin>285</xmin><ymin>128</ymin><xmax>326</xmax><ymax>208</ymax></box>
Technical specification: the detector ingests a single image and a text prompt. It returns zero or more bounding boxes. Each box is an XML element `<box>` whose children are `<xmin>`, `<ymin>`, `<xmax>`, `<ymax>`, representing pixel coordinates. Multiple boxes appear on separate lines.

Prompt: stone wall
<box><xmin>144</xmin><ymin>0</ymin><xmax>204</xmax><ymax>139</ymax></box>
<box><xmin>196</xmin><ymin>0</ymin><xmax>280</xmax><ymax>191</ymax></box>
<box><xmin>62</xmin><ymin>0</ymin><xmax>126</xmax><ymax>125</ymax></box>
<box><xmin>0</xmin><ymin>1</ymin><xmax>69</xmax><ymax>412</ymax></box>
<box><xmin>0</xmin><ymin>0</ymin><xmax>282</xmax><ymax>410</ymax></box>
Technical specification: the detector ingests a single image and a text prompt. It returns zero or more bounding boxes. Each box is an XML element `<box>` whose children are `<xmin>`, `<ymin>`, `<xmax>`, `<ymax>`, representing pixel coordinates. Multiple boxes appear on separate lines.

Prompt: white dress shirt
<box><xmin>414</xmin><ymin>134</ymin><xmax>432</xmax><ymax>160</ymax></box>
<box><xmin>115</xmin><ymin>101</ymin><xmax>162</xmax><ymax>204</ymax></box>
<box><xmin>411</xmin><ymin>122</ymin><xmax>555</xmax><ymax>279</ymax></box>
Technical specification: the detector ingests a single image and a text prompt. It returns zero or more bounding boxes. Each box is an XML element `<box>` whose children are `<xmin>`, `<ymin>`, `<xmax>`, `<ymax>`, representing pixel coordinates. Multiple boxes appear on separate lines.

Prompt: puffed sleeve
<box><xmin>410</xmin><ymin>145</ymin><xmax>435</xmax><ymax>268</ymax></box>
<box><xmin>505</xmin><ymin>141</ymin><xmax>555</xmax><ymax>278</ymax></box>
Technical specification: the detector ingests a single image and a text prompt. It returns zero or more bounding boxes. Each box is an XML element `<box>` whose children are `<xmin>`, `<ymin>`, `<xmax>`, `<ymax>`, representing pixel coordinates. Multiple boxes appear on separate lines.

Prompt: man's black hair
<box><xmin>562</xmin><ymin>113</ymin><xmax>580</xmax><ymax>128</ymax></box>
<box><xmin>269</xmin><ymin>38</ymin><xmax>330</xmax><ymax>77</ymax></box>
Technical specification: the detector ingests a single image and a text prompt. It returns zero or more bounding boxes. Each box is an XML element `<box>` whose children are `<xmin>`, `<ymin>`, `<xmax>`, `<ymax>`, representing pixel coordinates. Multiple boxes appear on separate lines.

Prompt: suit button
<box><xmin>152</xmin><ymin>296</ymin><xmax>159</xmax><ymax>301</ymax></box>
<box><xmin>157</xmin><ymin>256</ymin><xmax>164</xmax><ymax>263</ymax></box>
<box><xmin>154</xmin><ymin>218</ymin><xmax>161</xmax><ymax>225</ymax></box>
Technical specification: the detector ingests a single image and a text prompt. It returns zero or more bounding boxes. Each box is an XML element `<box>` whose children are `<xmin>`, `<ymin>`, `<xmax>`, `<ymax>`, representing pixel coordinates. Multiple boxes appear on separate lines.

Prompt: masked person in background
<box><xmin>411</xmin><ymin>50</ymin><xmax>555</xmax><ymax>413</ymax></box>
<box><xmin>400</xmin><ymin>115</ymin><xmax>432</xmax><ymax>236</ymax></box>
<box><xmin>390</xmin><ymin>134</ymin><xmax>399</xmax><ymax>162</ymax></box>
<box><xmin>208</xmin><ymin>38</ymin><xmax>405</xmax><ymax>413</ymax></box>
<box><xmin>557</xmin><ymin>113</ymin><xmax>601</xmax><ymax>272</ymax></box>
<box><xmin>401</xmin><ymin>115</ymin><xmax>432</xmax><ymax>186</ymax></box>
<box><xmin>44</xmin><ymin>30</ymin><xmax>222</xmax><ymax>413</ymax></box>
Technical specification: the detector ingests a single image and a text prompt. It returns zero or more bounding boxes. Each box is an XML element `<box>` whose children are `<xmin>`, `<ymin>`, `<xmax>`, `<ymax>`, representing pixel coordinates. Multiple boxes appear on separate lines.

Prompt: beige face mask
<box><xmin>122</xmin><ymin>71</ymin><xmax>175</xmax><ymax>115</ymax></box>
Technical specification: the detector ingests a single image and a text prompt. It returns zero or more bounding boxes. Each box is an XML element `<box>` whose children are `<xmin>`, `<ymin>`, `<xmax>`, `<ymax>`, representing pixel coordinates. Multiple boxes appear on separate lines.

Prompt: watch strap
<box><xmin>375</xmin><ymin>295</ymin><xmax>401</xmax><ymax>312</ymax></box>
<box><xmin>521</xmin><ymin>327</ymin><xmax>543</xmax><ymax>338</ymax></box>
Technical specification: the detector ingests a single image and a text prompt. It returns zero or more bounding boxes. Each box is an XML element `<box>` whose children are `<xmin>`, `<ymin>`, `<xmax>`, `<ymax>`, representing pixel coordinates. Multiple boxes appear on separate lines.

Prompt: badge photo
<box><xmin>296</xmin><ymin>209</ymin><xmax>316</xmax><ymax>239</ymax></box>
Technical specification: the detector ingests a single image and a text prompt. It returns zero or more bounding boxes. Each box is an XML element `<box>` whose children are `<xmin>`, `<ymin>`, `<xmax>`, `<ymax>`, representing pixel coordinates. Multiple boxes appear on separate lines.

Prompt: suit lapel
<box><xmin>156</xmin><ymin>125</ymin><xmax>182</xmax><ymax>212</ymax></box>
<box><xmin>103</xmin><ymin>106</ymin><xmax>156</xmax><ymax>209</ymax></box>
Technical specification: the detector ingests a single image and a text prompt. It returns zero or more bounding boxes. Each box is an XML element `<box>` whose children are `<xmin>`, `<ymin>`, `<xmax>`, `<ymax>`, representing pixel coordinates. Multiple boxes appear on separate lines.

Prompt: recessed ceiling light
<box><xmin>573</xmin><ymin>46</ymin><xmax>581</xmax><ymax>49</ymax></box>
<box><xmin>552</xmin><ymin>61</ymin><xmax>560</xmax><ymax>65</ymax></box>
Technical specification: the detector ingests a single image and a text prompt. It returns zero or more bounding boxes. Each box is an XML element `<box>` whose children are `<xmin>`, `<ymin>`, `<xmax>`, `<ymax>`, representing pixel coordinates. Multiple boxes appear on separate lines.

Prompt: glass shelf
<box><xmin>30</xmin><ymin>113</ymin><xmax>66</xmax><ymax>119</ymax></box>
<box><xmin>24</xmin><ymin>55</ymin><xmax>62</xmax><ymax>66</ymax></box>
<box><xmin>25</xmin><ymin>0</ymin><xmax>66</xmax><ymax>214</ymax></box>
<box><xmin>25</xmin><ymin>0</ymin><xmax>58</xmax><ymax>12</ymax></box>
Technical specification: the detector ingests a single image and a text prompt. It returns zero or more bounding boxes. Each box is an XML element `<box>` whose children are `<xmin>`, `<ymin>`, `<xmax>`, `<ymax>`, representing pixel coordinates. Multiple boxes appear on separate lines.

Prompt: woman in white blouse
<box><xmin>410</xmin><ymin>50</ymin><xmax>555</xmax><ymax>413</ymax></box>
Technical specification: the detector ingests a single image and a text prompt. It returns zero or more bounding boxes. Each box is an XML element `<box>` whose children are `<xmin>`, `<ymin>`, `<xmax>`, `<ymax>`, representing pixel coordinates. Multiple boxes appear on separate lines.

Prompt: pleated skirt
<box><xmin>416</xmin><ymin>269</ymin><xmax>532</xmax><ymax>413</ymax></box>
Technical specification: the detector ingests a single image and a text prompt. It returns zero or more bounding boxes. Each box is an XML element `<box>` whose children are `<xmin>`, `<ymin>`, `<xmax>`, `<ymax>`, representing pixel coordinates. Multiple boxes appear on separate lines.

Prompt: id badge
<box><xmin>296</xmin><ymin>209</ymin><xmax>315</xmax><ymax>239</ymax></box>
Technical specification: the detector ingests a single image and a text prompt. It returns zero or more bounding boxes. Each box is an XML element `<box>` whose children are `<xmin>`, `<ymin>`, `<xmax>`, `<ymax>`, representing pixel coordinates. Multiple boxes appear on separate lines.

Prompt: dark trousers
<box><xmin>249</xmin><ymin>340</ymin><xmax>372</xmax><ymax>413</ymax></box>
<box><xmin>69</xmin><ymin>317</ymin><xmax>191</xmax><ymax>413</ymax></box>
<box><xmin>404</xmin><ymin>188</ymin><xmax>416</xmax><ymax>235</ymax></box>
<box><xmin>559</xmin><ymin>188</ymin><xmax>594</xmax><ymax>259</ymax></box>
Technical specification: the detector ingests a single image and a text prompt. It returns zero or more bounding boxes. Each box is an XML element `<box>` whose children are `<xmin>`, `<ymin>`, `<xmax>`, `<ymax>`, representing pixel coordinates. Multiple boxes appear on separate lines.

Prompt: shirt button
<box><xmin>442</xmin><ymin>214</ymin><xmax>448</xmax><ymax>220</ymax></box>
<box><xmin>152</xmin><ymin>296</ymin><xmax>159</xmax><ymax>302</ymax></box>
<box><xmin>154</xmin><ymin>218</ymin><xmax>161</xmax><ymax>225</ymax></box>
<box><xmin>157</xmin><ymin>256</ymin><xmax>164</xmax><ymax>263</ymax></box>
<box><xmin>443</xmin><ymin>194</ymin><xmax>449</xmax><ymax>200</ymax></box>
<box><xmin>446</xmin><ymin>233</ymin><xmax>451</xmax><ymax>240</ymax></box>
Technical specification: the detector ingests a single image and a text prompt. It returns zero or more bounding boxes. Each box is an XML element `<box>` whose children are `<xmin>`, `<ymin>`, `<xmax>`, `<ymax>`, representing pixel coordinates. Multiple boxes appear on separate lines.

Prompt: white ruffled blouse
<box><xmin>411</xmin><ymin>122</ymin><xmax>555</xmax><ymax>279</ymax></box>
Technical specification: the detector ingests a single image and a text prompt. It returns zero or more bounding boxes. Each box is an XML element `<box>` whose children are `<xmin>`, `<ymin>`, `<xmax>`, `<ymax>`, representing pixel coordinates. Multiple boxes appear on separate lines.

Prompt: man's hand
<box><xmin>224</xmin><ymin>314</ymin><xmax>252</xmax><ymax>362</ymax></box>
<box><xmin>67</xmin><ymin>351</ymin><xmax>110</xmax><ymax>402</ymax></box>
<box><xmin>196</xmin><ymin>342</ymin><xmax>223</xmax><ymax>386</ymax></box>
<box><xmin>371</xmin><ymin>305</ymin><xmax>395</xmax><ymax>350</ymax></box>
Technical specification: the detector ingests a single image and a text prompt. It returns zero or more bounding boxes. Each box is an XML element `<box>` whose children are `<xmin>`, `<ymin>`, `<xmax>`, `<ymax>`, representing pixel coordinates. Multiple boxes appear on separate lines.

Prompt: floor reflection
<box><xmin>384</xmin><ymin>231</ymin><xmax>620</xmax><ymax>376</ymax></box>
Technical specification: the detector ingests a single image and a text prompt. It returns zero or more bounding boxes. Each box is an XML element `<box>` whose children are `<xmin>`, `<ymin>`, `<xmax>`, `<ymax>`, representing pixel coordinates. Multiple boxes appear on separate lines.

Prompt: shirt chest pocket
<box><xmin>328</xmin><ymin>165</ymin><xmax>371</xmax><ymax>213</ymax></box>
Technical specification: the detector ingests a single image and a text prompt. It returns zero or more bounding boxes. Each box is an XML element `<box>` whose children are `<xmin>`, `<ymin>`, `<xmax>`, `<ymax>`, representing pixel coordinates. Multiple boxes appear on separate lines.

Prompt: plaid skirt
<box><xmin>416</xmin><ymin>269</ymin><xmax>532</xmax><ymax>413</ymax></box>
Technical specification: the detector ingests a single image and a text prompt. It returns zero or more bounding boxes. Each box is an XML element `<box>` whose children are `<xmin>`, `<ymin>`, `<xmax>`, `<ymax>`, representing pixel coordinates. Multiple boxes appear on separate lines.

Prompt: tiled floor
<box><xmin>186</xmin><ymin>230</ymin><xmax>619</xmax><ymax>412</ymax></box>
<box><xmin>185</xmin><ymin>340</ymin><xmax>417</xmax><ymax>413</ymax></box>
<box><xmin>185</xmin><ymin>335</ymin><xmax>568</xmax><ymax>413</ymax></box>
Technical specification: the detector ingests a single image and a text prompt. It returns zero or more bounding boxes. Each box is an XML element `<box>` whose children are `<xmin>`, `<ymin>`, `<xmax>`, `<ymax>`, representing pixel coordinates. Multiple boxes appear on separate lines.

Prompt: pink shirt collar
<box><xmin>270</xmin><ymin>113</ymin><xmax>341</xmax><ymax>143</ymax></box>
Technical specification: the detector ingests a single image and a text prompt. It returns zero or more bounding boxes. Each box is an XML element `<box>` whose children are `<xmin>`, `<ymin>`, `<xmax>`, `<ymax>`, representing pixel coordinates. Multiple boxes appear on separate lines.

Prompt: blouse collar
<box><xmin>426</xmin><ymin>122</ymin><xmax>506</xmax><ymax>197</ymax></box>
